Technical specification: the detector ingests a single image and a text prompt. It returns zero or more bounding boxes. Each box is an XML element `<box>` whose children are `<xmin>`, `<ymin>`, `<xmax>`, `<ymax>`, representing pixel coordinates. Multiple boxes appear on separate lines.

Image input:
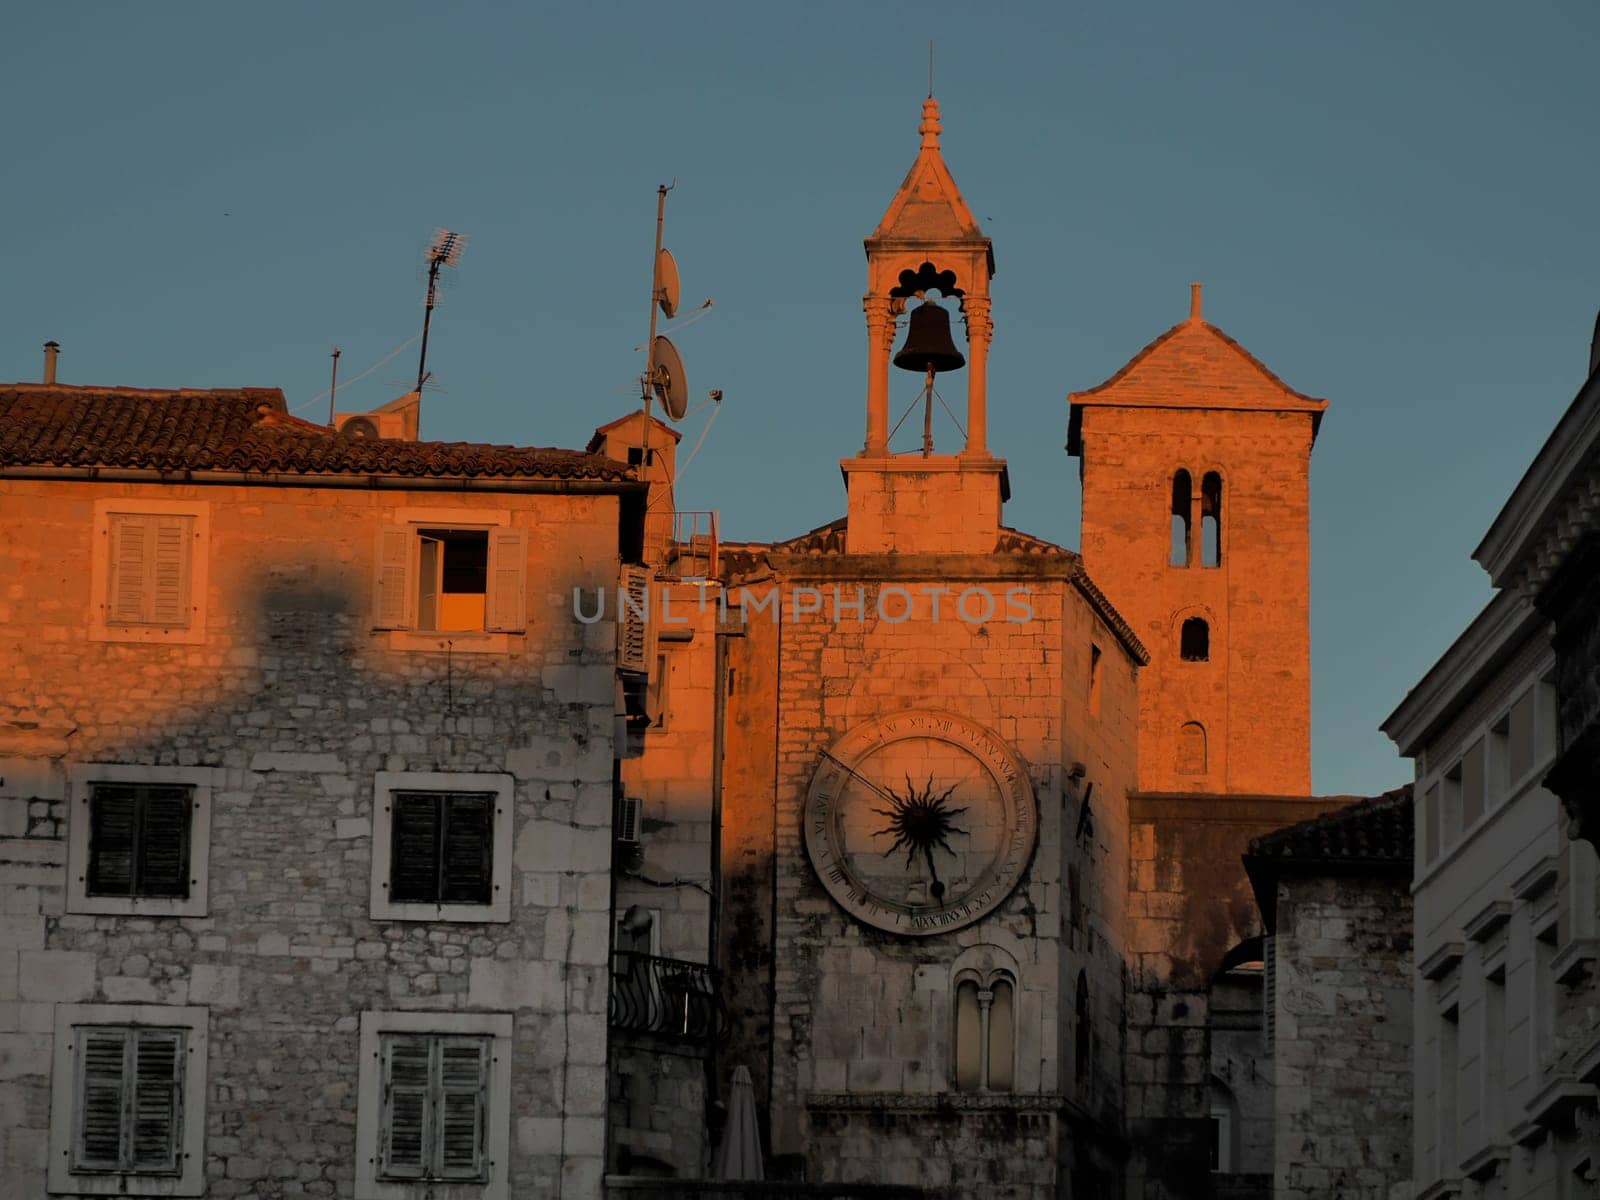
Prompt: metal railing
<box><xmin>644</xmin><ymin>510</ymin><xmax>719</xmax><ymax>581</ymax></box>
<box><xmin>610</xmin><ymin>951</ymin><xmax>729</xmax><ymax>1042</ymax></box>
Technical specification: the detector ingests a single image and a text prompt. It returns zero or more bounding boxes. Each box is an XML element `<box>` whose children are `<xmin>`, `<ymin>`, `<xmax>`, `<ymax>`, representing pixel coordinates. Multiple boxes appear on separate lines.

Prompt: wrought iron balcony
<box><xmin>610</xmin><ymin>951</ymin><xmax>730</xmax><ymax>1042</ymax></box>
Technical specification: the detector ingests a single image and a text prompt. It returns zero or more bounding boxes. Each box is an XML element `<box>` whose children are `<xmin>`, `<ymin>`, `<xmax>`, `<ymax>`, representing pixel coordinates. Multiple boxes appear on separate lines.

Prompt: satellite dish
<box><xmin>656</xmin><ymin>248</ymin><xmax>681</xmax><ymax>319</ymax></box>
<box><xmin>650</xmin><ymin>336</ymin><xmax>689</xmax><ymax>420</ymax></box>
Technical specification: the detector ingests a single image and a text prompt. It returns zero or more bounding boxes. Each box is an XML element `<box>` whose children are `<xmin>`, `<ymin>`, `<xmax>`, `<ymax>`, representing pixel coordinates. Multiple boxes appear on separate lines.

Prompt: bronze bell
<box><xmin>893</xmin><ymin>300</ymin><xmax>966</xmax><ymax>374</ymax></box>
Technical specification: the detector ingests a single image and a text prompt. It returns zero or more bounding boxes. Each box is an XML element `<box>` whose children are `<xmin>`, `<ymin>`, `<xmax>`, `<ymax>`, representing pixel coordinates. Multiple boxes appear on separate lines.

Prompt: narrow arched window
<box><xmin>1181</xmin><ymin>617</ymin><xmax>1210</xmax><ymax>662</ymax></box>
<box><xmin>1201</xmin><ymin>472</ymin><xmax>1222</xmax><ymax>567</ymax></box>
<box><xmin>1178</xmin><ymin>722</ymin><xmax>1207</xmax><ymax>775</ymax></box>
<box><xmin>1170</xmin><ymin>470</ymin><xmax>1192</xmax><ymax>567</ymax></box>
<box><xmin>1075</xmin><ymin>971</ymin><xmax>1091</xmax><ymax>1085</ymax></box>
<box><xmin>954</xmin><ymin>980</ymin><xmax>982</xmax><ymax>1090</ymax></box>
<box><xmin>987</xmin><ymin>978</ymin><xmax>1015</xmax><ymax>1091</ymax></box>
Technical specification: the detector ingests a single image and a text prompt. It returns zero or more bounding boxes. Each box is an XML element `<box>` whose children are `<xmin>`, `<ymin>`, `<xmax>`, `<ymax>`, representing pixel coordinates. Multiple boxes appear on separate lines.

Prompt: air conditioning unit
<box><xmin>616</xmin><ymin>796</ymin><xmax>642</xmax><ymax>845</ymax></box>
<box><xmin>334</xmin><ymin>411</ymin><xmax>403</xmax><ymax>439</ymax></box>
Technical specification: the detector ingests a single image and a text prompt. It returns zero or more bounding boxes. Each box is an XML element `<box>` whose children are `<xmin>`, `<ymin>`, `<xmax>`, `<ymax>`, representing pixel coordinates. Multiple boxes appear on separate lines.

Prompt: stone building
<box><xmin>604</xmin><ymin>96</ymin><xmax>1351</xmax><ymax>1198</ymax></box>
<box><xmin>1242</xmin><ymin>787</ymin><xmax>1414</xmax><ymax>1199</ymax></box>
<box><xmin>0</xmin><ymin>383</ymin><xmax>646</xmax><ymax>1197</ymax></box>
<box><xmin>1067</xmin><ymin>228</ymin><xmax>1344</xmax><ymax>1197</ymax></box>
<box><xmin>1384</xmin><ymin>310</ymin><xmax>1600</xmax><ymax>1196</ymax></box>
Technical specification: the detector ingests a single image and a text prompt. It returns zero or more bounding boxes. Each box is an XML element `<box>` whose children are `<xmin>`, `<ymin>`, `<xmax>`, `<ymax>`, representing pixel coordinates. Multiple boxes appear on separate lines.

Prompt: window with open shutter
<box><xmin>484</xmin><ymin>528</ymin><xmax>527</xmax><ymax>632</ymax></box>
<box><xmin>373</xmin><ymin>525</ymin><xmax>416</xmax><ymax>629</ymax></box>
<box><xmin>87</xmin><ymin>784</ymin><xmax>191</xmax><ymax>900</ymax></box>
<box><xmin>107</xmin><ymin>514</ymin><xmax>194</xmax><ymax>628</ymax></box>
<box><xmin>378</xmin><ymin>1034</ymin><xmax>489</xmax><ymax>1183</ymax></box>
<box><xmin>72</xmin><ymin>1026</ymin><xmax>184</xmax><ymax>1174</ymax></box>
<box><xmin>388</xmin><ymin>792</ymin><xmax>494</xmax><ymax>907</ymax></box>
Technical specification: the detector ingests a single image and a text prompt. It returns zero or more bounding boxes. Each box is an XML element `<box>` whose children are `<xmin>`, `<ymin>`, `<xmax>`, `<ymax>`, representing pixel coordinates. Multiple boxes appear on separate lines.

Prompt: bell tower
<box><xmin>843</xmin><ymin>96</ymin><xmax>1007</xmax><ymax>555</ymax></box>
<box><xmin>1069</xmin><ymin>286</ymin><xmax>1328</xmax><ymax>795</ymax></box>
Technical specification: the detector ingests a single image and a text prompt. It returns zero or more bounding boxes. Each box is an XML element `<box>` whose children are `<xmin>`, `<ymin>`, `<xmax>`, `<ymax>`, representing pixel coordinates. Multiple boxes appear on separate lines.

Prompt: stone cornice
<box><xmin>805</xmin><ymin>1090</ymin><xmax>1065</xmax><ymax>1115</ymax></box>
<box><xmin>1474</xmin><ymin>368</ymin><xmax>1600</xmax><ymax>590</ymax></box>
<box><xmin>1380</xmin><ymin>588</ymin><xmax>1546</xmax><ymax>758</ymax></box>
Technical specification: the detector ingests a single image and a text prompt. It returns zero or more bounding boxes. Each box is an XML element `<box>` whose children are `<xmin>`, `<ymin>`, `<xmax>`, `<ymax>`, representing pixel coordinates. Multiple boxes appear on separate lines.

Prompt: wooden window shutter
<box><xmin>373</xmin><ymin>526</ymin><xmax>416</xmax><ymax>630</ymax></box>
<box><xmin>617</xmin><ymin>564</ymin><xmax>654</xmax><ymax>673</ymax></box>
<box><xmin>75</xmin><ymin>1027</ymin><xmax>129</xmax><ymax>1168</ymax></box>
<box><xmin>389</xmin><ymin>793</ymin><xmax>442</xmax><ymax>904</ymax></box>
<box><xmin>149</xmin><ymin>516</ymin><xmax>193</xmax><ymax>627</ymax></box>
<box><xmin>87</xmin><ymin>786</ymin><xmax>139</xmax><ymax>896</ymax></box>
<box><xmin>380</xmin><ymin>1036</ymin><xmax>430</xmax><ymax>1179</ymax></box>
<box><xmin>484</xmin><ymin>528</ymin><xmax>527</xmax><ymax>632</ymax></box>
<box><xmin>439</xmin><ymin>794</ymin><xmax>494</xmax><ymax>905</ymax></box>
<box><xmin>136</xmin><ymin>787</ymin><xmax>192</xmax><ymax>899</ymax></box>
<box><xmin>129</xmin><ymin>1029</ymin><xmax>183</xmax><ymax>1171</ymax></box>
<box><xmin>435</xmin><ymin>1037</ymin><xmax>489</xmax><ymax>1179</ymax></box>
<box><xmin>108</xmin><ymin>514</ymin><xmax>153</xmax><ymax>624</ymax></box>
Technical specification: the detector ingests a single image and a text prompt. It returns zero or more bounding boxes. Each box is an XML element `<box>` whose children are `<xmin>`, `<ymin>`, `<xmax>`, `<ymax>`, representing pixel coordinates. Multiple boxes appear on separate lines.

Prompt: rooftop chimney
<box><xmin>43</xmin><ymin>341</ymin><xmax>59</xmax><ymax>385</ymax></box>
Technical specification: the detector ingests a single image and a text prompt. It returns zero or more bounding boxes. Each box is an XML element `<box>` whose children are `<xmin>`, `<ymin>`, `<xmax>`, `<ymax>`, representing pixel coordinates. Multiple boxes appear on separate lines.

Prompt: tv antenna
<box><xmin>416</xmin><ymin>228</ymin><xmax>466</xmax><ymax>396</ymax></box>
<box><xmin>640</xmin><ymin>184</ymin><xmax>692</xmax><ymax>464</ymax></box>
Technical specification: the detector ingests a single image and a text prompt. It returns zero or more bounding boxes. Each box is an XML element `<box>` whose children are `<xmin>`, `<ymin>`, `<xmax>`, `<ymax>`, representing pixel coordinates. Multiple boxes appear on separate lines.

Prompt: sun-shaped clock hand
<box><xmin>870</xmin><ymin>773</ymin><xmax>968</xmax><ymax>904</ymax></box>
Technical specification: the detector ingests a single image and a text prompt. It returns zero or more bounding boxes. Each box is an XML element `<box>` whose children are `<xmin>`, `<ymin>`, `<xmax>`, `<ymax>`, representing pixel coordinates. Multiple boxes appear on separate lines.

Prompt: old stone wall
<box><xmin>1077</xmin><ymin>405</ymin><xmax>1315</xmax><ymax>798</ymax></box>
<box><xmin>1272</xmin><ymin>873</ymin><xmax>1412</xmax><ymax>1199</ymax></box>
<box><xmin>728</xmin><ymin>553</ymin><xmax>1139</xmax><ymax>1193</ymax></box>
<box><xmin>0</xmin><ymin>478</ymin><xmax>622</xmax><ymax>1197</ymax></box>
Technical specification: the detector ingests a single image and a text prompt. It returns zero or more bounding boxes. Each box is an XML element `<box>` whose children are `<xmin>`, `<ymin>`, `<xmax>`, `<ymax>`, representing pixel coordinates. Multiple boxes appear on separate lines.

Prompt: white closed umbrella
<box><xmin>713</xmin><ymin>1064</ymin><xmax>764</xmax><ymax>1180</ymax></box>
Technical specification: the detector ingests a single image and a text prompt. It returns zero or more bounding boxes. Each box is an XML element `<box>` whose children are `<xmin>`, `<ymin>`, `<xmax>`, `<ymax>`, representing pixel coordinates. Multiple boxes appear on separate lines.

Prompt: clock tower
<box><xmin>717</xmin><ymin>96</ymin><xmax>1145</xmax><ymax>1196</ymax></box>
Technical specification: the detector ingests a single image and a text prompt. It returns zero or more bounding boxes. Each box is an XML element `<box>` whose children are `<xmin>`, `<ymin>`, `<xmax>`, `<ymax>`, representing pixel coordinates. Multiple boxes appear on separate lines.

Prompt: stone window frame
<box><xmin>373</xmin><ymin>507</ymin><xmax>525</xmax><ymax>655</ymax></box>
<box><xmin>949</xmin><ymin>943</ymin><xmax>1021</xmax><ymax>1093</ymax></box>
<box><xmin>369</xmin><ymin>771</ymin><xmax>514</xmax><ymax>924</ymax></box>
<box><xmin>65</xmin><ymin>764</ymin><xmax>218</xmax><ymax>919</ymax></box>
<box><xmin>355</xmin><ymin>1010</ymin><xmax>513</xmax><ymax>1200</ymax></box>
<box><xmin>88</xmin><ymin>498</ymin><xmax>211</xmax><ymax>646</ymax></box>
<box><xmin>47</xmin><ymin>1004</ymin><xmax>208</xmax><ymax>1197</ymax></box>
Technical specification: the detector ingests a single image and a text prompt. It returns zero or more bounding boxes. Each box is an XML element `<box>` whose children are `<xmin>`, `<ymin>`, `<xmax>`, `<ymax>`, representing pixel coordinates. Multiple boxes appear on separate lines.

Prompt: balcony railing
<box><xmin>610</xmin><ymin>951</ymin><xmax>730</xmax><ymax>1042</ymax></box>
<box><xmin>644</xmin><ymin>510</ymin><xmax>719</xmax><ymax>581</ymax></box>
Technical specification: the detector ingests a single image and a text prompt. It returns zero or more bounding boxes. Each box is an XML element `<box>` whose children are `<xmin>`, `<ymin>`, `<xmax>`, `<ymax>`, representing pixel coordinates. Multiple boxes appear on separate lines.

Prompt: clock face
<box><xmin>803</xmin><ymin>710</ymin><xmax>1037</xmax><ymax>935</ymax></box>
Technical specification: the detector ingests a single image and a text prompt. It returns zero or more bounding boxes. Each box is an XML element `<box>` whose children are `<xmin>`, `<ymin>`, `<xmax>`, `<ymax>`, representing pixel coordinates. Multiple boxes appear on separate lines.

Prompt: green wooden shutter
<box><xmin>439</xmin><ymin>795</ymin><xmax>493</xmax><ymax>905</ymax></box>
<box><xmin>1263</xmin><ymin>935</ymin><xmax>1277</xmax><ymax>1053</ymax></box>
<box><xmin>389</xmin><ymin>793</ymin><xmax>442</xmax><ymax>904</ymax></box>
<box><xmin>484</xmin><ymin>528</ymin><xmax>527</xmax><ymax>632</ymax></box>
<box><xmin>136</xmin><ymin>787</ymin><xmax>191</xmax><ymax>899</ymax></box>
<box><xmin>108</xmin><ymin>515</ymin><xmax>153</xmax><ymax>624</ymax></box>
<box><xmin>75</xmin><ymin>1027</ymin><xmax>129</xmax><ymax>1169</ymax></box>
<box><xmin>435</xmin><ymin>1037</ymin><xmax>488</xmax><ymax>1179</ymax></box>
<box><xmin>149</xmin><ymin>516</ymin><xmax>193</xmax><ymax>628</ymax></box>
<box><xmin>373</xmin><ymin>526</ymin><xmax>416</xmax><ymax>630</ymax></box>
<box><xmin>380</xmin><ymin>1036</ymin><xmax>430</xmax><ymax>1179</ymax></box>
<box><xmin>87</xmin><ymin>786</ymin><xmax>138</xmax><ymax>897</ymax></box>
<box><xmin>129</xmin><ymin>1029</ymin><xmax>183</xmax><ymax>1171</ymax></box>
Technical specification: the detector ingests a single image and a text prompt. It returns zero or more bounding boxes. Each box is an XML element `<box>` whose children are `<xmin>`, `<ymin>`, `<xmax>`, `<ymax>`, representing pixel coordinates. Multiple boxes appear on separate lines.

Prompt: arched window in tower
<box><xmin>1075</xmin><ymin>970</ymin><xmax>1091</xmax><ymax>1085</ymax></box>
<box><xmin>1170</xmin><ymin>470</ymin><xmax>1193</xmax><ymax>567</ymax></box>
<box><xmin>1178</xmin><ymin>722</ymin><xmax>1207</xmax><ymax>775</ymax></box>
<box><xmin>953</xmin><ymin>969</ymin><xmax>1016</xmax><ymax>1091</ymax></box>
<box><xmin>1201</xmin><ymin>472</ymin><xmax>1222</xmax><ymax>567</ymax></box>
<box><xmin>1181</xmin><ymin>617</ymin><xmax>1210</xmax><ymax>662</ymax></box>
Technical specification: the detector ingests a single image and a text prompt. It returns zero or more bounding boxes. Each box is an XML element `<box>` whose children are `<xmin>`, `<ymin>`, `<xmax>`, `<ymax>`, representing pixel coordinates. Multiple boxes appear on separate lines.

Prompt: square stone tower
<box><xmin>1069</xmin><ymin>286</ymin><xmax>1327</xmax><ymax>797</ymax></box>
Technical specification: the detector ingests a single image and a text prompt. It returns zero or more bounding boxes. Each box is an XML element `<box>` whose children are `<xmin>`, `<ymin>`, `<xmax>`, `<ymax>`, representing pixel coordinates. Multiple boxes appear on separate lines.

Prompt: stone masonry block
<box><xmin>17</xmin><ymin>950</ymin><xmax>94</xmax><ymax>1001</ymax></box>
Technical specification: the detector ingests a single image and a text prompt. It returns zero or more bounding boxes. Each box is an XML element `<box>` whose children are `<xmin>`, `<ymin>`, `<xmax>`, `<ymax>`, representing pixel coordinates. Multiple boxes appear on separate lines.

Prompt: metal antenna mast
<box><xmin>416</xmin><ymin>229</ymin><xmax>466</xmax><ymax>396</ymax></box>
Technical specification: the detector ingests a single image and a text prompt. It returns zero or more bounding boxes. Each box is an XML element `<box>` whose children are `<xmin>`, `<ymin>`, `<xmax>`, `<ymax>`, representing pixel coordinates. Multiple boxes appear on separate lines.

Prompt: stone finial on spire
<box><xmin>919</xmin><ymin>97</ymin><xmax>942</xmax><ymax>149</ymax></box>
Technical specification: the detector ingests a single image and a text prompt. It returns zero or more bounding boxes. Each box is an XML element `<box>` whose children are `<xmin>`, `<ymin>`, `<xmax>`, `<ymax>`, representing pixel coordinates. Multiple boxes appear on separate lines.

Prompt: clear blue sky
<box><xmin>4</xmin><ymin>3</ymin><xmax>1596</xmax><ymax>797</ymax></box>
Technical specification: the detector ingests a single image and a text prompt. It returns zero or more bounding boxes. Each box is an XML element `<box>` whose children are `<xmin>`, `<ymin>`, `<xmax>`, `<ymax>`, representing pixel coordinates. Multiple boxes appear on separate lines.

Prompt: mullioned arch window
<box><xmin>954</xmin><ymin>971</ymin><xmax>1016</xmax><ymax>1091</ymax></box>
<box><xmin>1168</xmin><ymin>469</ymin><xmax>1224</xmax><ymax>568</ymax></box>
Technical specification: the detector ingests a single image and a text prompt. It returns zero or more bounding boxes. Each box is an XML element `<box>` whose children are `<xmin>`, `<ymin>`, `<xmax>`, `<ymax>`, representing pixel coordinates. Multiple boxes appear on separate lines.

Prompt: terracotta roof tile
<box><xmin>0</xmin><ymin>385</ymin><xmax>634</xmax><ymax>483</ymax></box>
<box><xmin>1245</xmin><ymin>785</ymin><xmax>1414</xmax><ymax>866</ymax></box>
